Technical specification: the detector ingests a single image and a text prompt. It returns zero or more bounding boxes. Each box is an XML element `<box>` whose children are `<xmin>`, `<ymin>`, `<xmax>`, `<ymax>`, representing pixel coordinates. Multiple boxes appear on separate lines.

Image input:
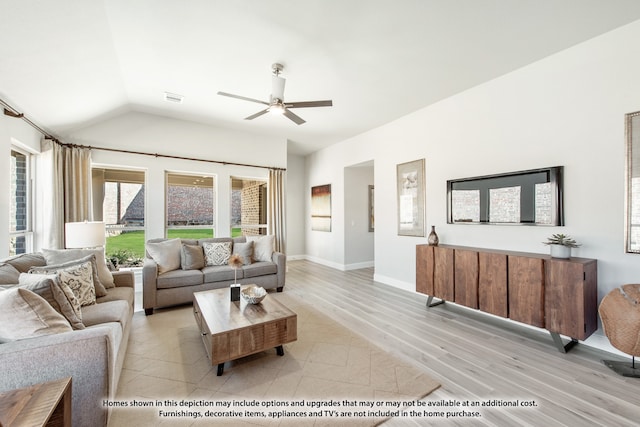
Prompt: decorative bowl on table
<box><xmin>241</xmin><ymin>285</ymin><xmax>267</xmax><ymax>304</ymax></box>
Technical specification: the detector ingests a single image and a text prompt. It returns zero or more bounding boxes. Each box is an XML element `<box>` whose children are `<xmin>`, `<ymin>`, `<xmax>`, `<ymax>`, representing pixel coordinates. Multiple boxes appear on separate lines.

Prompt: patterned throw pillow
<box><xmin>35</xmin><ymin>262</ymin><xmax>96</xmax><ymax>306</ymax></box>
<box><xmin>202</xmin><ymin>242</ymin><xmax>232</xmax><ymax>266</ymax></box>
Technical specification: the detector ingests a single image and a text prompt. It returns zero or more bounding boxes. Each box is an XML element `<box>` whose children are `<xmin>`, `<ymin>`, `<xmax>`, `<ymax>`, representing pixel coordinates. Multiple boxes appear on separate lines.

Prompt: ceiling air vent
<box><xmin>164</xmin><ymin>92</ymin><xmax>184</xmax><ymax>104</ymax></box>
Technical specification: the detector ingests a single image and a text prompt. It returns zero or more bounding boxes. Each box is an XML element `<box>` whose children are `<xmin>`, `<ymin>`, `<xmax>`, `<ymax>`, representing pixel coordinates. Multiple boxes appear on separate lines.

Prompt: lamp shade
<box><xmin>65</xmin><ymin>221</ymin><xmax>106</xmax><ymax>248</ymax></box>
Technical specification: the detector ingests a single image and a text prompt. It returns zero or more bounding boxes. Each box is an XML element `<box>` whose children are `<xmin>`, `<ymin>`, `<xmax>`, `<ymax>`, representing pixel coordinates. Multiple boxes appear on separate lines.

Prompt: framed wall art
<box><xmin>311</xmin><ymin>184</ymin><xmax>332</xmax><ymax>232</ymax></box>
<box><xmin>397</xmin><ymin>159</ymin><xmax>425</xmax><ymax>236</ymax></box>
<box><xmin>368</xmin><ymin>185</ymin><xmax>374</xmax><ymax>232</ymax></box>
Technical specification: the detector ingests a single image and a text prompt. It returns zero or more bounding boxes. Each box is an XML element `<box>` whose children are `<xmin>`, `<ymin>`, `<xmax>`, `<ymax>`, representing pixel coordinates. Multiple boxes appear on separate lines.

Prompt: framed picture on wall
<box><xmin>311</xmin><ymin>184</ymin><xmax>332</xmax><ymax>231</ymax></box>
<box><xmin>397</xmin><ymin>159</ymin><xmax>425</xmax><ymax>236</ymax></box>
<box><xmin>368</xmin><ymin>185</ymin><xmax>374</xmax><ymax>232</ymax></box>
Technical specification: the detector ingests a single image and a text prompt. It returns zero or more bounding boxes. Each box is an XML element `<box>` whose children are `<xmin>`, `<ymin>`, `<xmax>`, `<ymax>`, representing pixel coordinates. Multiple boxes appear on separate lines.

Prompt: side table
<box><xmin>0</xmin><ymin>377</ymin><xmax>72</xmax><ymax>427</ymax></box>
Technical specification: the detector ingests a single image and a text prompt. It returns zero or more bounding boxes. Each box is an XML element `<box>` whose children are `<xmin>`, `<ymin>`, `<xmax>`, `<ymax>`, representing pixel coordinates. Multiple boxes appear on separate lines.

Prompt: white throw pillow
<box><xmin>202</xmin><ymin>242</ymin><xmax>232</xmax><ymax>266</ymax></box>
<box><xmin>0</xmin><ymin>288</ymin><xmax>72</xmax><ymax>341</ymax></box>
<box><xmin>246</xmin><ymin>235</ymin><xmax>275</xmax><ymax>262</ymax></box>
<box><xmin>146</xmin><ymin>239</ymin><xmax>183</xmax><ymax>274</ymax></box>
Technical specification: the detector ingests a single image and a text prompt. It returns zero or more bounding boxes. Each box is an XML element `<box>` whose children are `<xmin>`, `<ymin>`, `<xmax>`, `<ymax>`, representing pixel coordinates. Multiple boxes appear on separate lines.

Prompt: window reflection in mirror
<box><xmin>626</xmin><ymin>111</ymin><xmax>640</xmax><ymax>253</ymax></box>
<box><xmin>447</xmin><ymin>167</ymin><xmax>563</xmax><ymax>225</ymax></box>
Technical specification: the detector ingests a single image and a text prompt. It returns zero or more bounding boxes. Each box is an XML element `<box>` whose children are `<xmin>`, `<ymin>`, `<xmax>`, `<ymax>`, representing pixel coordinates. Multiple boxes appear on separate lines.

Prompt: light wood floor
<box><xmin>284</xmin><ymin>260</ymin><xmax>639</xmax><ymax>426</ymax></box>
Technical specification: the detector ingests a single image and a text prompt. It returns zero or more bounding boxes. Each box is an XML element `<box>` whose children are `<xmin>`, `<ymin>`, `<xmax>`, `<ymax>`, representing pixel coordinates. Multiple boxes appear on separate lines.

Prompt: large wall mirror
<box><xmin>626</xmin><ymin>111</ymin><xmax>640</xmax><ymax>253</ymax></box>
<box><xmin>447</xmin><ymin>166</ymin><xmax>564</xmax><ymax>225</ymax></box>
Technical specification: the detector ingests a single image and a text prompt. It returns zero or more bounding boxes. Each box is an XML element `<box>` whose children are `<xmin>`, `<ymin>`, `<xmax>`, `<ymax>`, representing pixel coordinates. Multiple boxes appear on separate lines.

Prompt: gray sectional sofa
<box><xmin>143</xmin><ymin>236</ymin><xmax>285</xmax><ymax>315</ymax></box>
<box><xmin>0</xmin><ymin>251</ymin><xmax>134</xmax><ymax>427</ymax></box>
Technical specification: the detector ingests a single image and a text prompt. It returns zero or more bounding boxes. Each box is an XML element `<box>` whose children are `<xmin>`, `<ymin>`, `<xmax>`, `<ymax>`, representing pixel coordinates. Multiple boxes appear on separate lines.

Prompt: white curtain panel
<box><xmin>39</xmin><ymin>140</ymin><xmax>93</xmax><ymax>249</ymax></box>
<box><xmin>268</xmin><ymin>169</ymin><xmax>286</xmax><ymax>254</ymax></box>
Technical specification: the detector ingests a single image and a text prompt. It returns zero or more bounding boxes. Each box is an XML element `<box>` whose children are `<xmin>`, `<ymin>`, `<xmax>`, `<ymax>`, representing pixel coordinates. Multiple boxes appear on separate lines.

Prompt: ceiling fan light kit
<box><xmin>217</xmin><ymin>62</ymin><xmax>332</xmax><ymax>125</ymax></box>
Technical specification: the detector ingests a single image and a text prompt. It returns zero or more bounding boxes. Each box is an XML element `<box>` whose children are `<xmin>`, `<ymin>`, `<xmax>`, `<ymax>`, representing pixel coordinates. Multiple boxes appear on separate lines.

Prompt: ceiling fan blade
<box><xmin>283</xmin><ymin>109</ymin><xmax>306</xmax><ymax>125</ymax></box>
<box><xmin>286</xmin><ymin>100</ymin><xmax>333</xmax><ymax>108</ymax></box>
<box><xmin>244</xmin><ymin>109</ymin><xmax>269</xmax><ymax>120</ymax></box>
<box><xmin>217</xmin><ymin>91</ymin><xmax>269</xmax><ymax>106</ymax></box>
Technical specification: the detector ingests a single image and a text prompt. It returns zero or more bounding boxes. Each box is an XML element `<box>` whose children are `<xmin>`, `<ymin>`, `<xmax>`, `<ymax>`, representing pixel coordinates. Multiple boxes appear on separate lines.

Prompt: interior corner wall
<box><xmin>304</xmin><ymin>20</ymin><xmax>640</xmax><ymax>343</ymax></box>
<box><xmin>286</xmin><ymin>152</ymin><xmax>305</xmax><ymax>258</ymax></box>
<box><xmin>344</xmin><ymin>164</ymin><xmax>374</xmax><ymax>268</ymax></box>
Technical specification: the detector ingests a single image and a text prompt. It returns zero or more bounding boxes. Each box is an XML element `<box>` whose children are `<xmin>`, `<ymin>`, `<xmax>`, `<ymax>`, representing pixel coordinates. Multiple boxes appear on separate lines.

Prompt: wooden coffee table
<box><xmin>193</xmin><ymin>287</ymin><xmax>297</xmax><ymax>376</ymax></box>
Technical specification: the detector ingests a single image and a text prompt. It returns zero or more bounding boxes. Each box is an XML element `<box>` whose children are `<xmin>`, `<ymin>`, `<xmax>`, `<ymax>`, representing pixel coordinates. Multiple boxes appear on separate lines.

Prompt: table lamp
<box><xmin>65</xmin><ymin>221</ymin><xmax>106</xmax><ymax>249</ymax></box>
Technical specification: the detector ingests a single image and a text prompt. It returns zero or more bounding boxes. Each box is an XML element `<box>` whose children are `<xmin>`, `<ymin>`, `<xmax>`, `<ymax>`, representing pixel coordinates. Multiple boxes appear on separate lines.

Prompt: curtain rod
<box><xmin>2</xmin><ymin>99</ymin><xmax>285</xmax><ymax>171</ymax></box>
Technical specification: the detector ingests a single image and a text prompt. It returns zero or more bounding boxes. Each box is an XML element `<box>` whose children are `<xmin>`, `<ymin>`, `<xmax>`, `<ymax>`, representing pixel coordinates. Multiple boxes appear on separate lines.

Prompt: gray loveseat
<box><xmin>143</xmin><ymin>236</ymin><xmax>285</xmax><ymax>315</ymax></box>
<box><xmin>0</xmin><ymin>251</ymin><xmax>134</xmax><ymax>427</ymax></box>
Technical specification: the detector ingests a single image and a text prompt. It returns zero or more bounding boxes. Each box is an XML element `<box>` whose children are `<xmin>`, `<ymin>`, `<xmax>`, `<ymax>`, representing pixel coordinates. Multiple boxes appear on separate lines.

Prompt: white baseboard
<box><xmin>303</xmin><ymin>255</ymin><xmax>347</xmax><ymax>271</ymax></box>
<box><xmin>373</xmin><ymin>273</ymin><xmax>415</xmax><ymax>293</ymax></box>
<box><xmin>345</xmin><ymin>261</ymin><xmax>374</xmax><ymax>270</ymax></box>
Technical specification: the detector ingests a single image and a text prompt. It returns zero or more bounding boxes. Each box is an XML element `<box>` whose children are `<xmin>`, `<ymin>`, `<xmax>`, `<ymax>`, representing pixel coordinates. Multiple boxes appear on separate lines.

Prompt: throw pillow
<box><xmin>4</xmin><ymin>253</ymin><xmax>47</xmax><ymax>273</ymax></box>
<box><xmin>202</xmin><ymin>242</ymin><xmax>232</xmax><ymax>266</ymax></box>
<box><xmin>18</xmin><ymin>273</ymin><xmax>84</xmax><ymax>330</ymax></box>
<box><xmin>232</xmin><ymin>241</ymin><xmax>254</xmax><ymax>265</ymax></box>
<box><xmin>0</xmin><ymin>288</ymin><xmax>72</xmax><ymax>340</ymax></box>
<box><xmin>29</xmin><ymin>254</ymin><xmax>107</xmax><ymax>297</ymax></box>
<box><xmin>246</xmin><ymin>235</ymin><xmax>275</xmax><ymax>262</ymax></box>
<box><xmin>0</xmin><ymin>263</ymin><xmax>20</xmax><ymax>284</ymax></box>
<box><xmin>181</xmin><ymin>244</ymin><xmax>205</xmax><ymax>270</ymax></box>
<box><xmin>42</xmin><ymin>248</ymin><xmax>114</xmax><ymax>288</ymax></box>
<box><xmin>146</xmin><ymin>239</ymin><xmax>182</xmax><ymax>274</ymax></box>
<box><xmin>34</xmin><ymin>262</ymin><xmax>96</xmax><ymax>306</ymax></box>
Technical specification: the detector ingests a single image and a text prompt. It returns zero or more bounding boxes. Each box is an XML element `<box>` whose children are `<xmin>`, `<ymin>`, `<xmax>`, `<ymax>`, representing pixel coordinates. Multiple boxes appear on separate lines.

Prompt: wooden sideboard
<box><xmin>416</xmin><ymin>244</ymin><xmax>598</xmax><ymax>352</ymax></box>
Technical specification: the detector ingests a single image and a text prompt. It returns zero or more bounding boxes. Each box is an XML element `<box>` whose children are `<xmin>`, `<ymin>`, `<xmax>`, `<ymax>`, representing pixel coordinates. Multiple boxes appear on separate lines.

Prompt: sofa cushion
<box><xmin>18</xmin><ymin>273</ymin><xmax>84</xmax><ymax>330</ymax></box>
<box><xmin>0</xmin><ymin>263</ymin><xmax>20</xmax><ymax>284</ymax></box>
<box><xmin>243</xmin><ymin>261</ymin><xmax>277</xmax><ymax>278</ymax></box>
<box><xmin>202</xmin><ymin>242</ymin><xmax>232</xmax><ymax>266</ymax></box>
<box><xmin>146</xmin><ymin>238</ymin><xmax>182</xmax><ymax>274</ymax></box>
<box><xmin>202</xmin><ymin>265</ymin><xmax>241</xmax><ymax>282</ymax></box>
<box><xmin>82</xmin><ymin>300</ymin><xmax>130</xmax><ymax>329</ymax></box>
<box><xmin>246</xmin><ymin>235</ymin><xmax>275</xmax><ymax>262</ymax></box>
<box><xmin>97</xmin><ymin>286</ymin><xmax>135</xmax><ymax>307</ymax></box>
<box><xmin>4</xmin><ymin>253</ymin><xmax>47</xmax><ymax>273</ymax></box>
<box><xmin>0</xmin><ymin>288</ymin><xmax>72</xmax><ymax>341</ymax></box>
<box><xmin>232</xmin><ymin>241</ymin><xmax>253</xmax><ymax>265</ymax></box>
<box><xmin>157</xmin><ymin>269</ymin><xmax>203</xmax><ymax>289</ymax></box>
<box><xmin>30</xmin><ymin>254</ymin><xmax>108</xmax><ymax>297</ymax></box>
<box><xmin>181</xmin><ymin>244</ymin><xmax>205</xmax><ymax>270</ymax></box>
<box><xmin>42</xmin><ymin>248</ymin><xmax>114</xmax><ymax>288</ymax></box>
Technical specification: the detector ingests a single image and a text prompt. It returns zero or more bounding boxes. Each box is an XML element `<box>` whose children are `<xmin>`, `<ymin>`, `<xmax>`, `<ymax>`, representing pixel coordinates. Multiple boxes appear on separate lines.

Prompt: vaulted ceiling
<box><xmin>2</xmin><ymin>1</ymin><xmax>640</xmax><ymax>155</ymax></box>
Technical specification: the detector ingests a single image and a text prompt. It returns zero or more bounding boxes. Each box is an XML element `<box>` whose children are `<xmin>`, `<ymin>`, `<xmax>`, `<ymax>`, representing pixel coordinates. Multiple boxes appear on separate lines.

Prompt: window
<box><xmin>626</xmin><ymin>111</ymin><xmax>640</xmax><ymax>253</ymax></box>
<box><xmin>231</xmin><ymin>177</ymin><xmax>267</xmax><ymax>237</ymax></box>
<box><xmin>92</xmin><ymin>167</ymin><xmax>146</xmax><ymax>261</ymax></box>
<box><xmin>10</xmin><ymin>148</ymin><xmax>33</xmax><ymax>255</ymax></box>
<box><xmin>166</xmin><ymin>172</ymin><xmax>215</xmax><ymax>239</ymax></box>
<box><xmin>447</xmin><ymin>166</ymin><xmax>563</xmax><ymax>225</ymax></box>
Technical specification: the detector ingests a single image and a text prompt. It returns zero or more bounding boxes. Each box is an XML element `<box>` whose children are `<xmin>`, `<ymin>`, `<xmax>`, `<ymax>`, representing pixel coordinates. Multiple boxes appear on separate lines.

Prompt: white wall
<box><xmin>305</xmin><ymin>19</ymin><xmax>640</xmax><ymax>345</ymax></box>
<box><xmin>344</xmin><ymin>163</ymin><xmax>374</xmax><ymax>269</ymax></box>
<box><xmin>68</xmin><ymin>111</ymin><xmax>287</xmax><ymax>240</ymax></box>
<box><xmin>286</xmin><ymin>152</ymin><xmax>306</xmax><ymax>258</ymax></box>
<box><xmin>305</xmin><ymin>139</ymin><xmax>375</xmax><ymax>269</ymax></box>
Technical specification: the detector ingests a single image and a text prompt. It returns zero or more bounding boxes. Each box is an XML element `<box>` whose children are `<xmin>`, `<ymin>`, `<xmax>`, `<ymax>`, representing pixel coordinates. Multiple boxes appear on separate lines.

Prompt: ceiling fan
<box><xmin>217</xmin><ymin>63</ymin><xmax>332</xmax><ymax>125</ymax></box>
